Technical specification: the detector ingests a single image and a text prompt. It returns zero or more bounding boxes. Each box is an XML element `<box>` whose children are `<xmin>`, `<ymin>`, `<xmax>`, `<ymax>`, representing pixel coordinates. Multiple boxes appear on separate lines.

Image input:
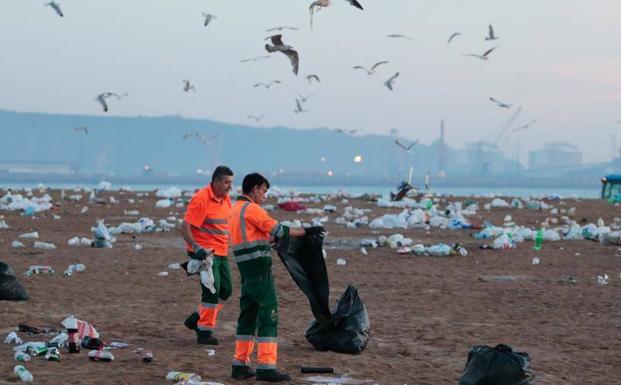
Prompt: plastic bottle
<box><xmin>24</xmin><ymin>265</ymin><xmax>55</xmax><ymax>277</ymax></box>
<box><xmin>14</xmin><ymin>351</ymin><xmax>31</xmax><ymax>362</ymax></box>
<box><xmin>533</xmin><ymin>228</ymin><xmax>543</xmax><ymax>250</ymax></box>
<box><xmin>45</xmin><ymin>347</ymin><xmax>61</xmax><ymax>361</ymax></box>
<box><xmin>88</xmin><ymin>350</ymin><xmax>114</xmax><ymax>362</ymax></box>
<box><xmin>64</xmin><ymin>264</ymin><xmax>86</xmax><ymax>276</ymax></box>
<box><xmin>26</xmin><ymin>345</ymin><xmax>47</xmax><ymax>356</ymax></box>
<box><xmin>65</xmin><ymin>316</ymin><xmax>80</xmax><ymax>353</ymax></box>
<box><xmin>14</xmin><ymin>365</ymin><xmax>33</xmax><ymax>383</ymax></box>
<box><xmin>166</xmin><ymin>371</ymin><xmax>202</xmax><ymax>382</ymax></box>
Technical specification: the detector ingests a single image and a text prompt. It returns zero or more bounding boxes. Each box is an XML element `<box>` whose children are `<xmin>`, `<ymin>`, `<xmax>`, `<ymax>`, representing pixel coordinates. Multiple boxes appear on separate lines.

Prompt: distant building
<box><xmin>528</xmin><ymin>142</ymin><xmax>582</xmax><ymax>170</ymax></box>
<box><xmin>453</xmin><ymin>142</ymin><xmax>524</xmax><ymax>175</ymax></box>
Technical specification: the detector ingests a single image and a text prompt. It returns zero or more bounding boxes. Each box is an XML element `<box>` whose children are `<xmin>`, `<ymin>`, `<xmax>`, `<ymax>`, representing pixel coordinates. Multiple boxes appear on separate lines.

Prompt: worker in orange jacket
<box><xmin>228</xmin><ymin>173</ymin><xmax>323</xmax><ymax>382</ymax></box>
<box><xmin>180</xmin><ymin>166</ymin><xmax>234</xmax><ymax>345</ymax></box>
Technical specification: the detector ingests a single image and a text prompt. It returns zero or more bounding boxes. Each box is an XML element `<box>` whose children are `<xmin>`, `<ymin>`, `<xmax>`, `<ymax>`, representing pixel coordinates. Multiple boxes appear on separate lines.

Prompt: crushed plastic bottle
<box><xmin>64</xmin><ymin>264</ymin><xmax>86</xmax><ymax>276</ymax></box>
<box><xmin>33</xmin><ymin>241</ymin><xmax>57</xmax><ymax>250</ymax></box>
<box><xmin>14</xmin><ymin>365</ymin><xmax>33</xmax><ymax>383</ymax></box>
<box><xmin>88</xmin><ymin>350</ymin><xmax>114</xmax><ymax>362</ymax></box>
<box><xmin>24</xmin><ymin>265</ymin><xmax>55</xmax><ymax>277</ymax></box>
<box><xmin>14</xmin><ymin>351</ymin><xmax>31</xmax><ymax>362</ymax></box>
<box><xmin>166</xmin><ymin>371</ymin><xmax>202</xmax><ymax>382</ymax></box>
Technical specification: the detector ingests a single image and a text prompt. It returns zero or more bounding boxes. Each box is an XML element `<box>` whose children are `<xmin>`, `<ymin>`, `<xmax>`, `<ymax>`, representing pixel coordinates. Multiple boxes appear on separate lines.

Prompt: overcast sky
<box><xmin>1</xmin><ymin>0</ymin><xmax>620</xmax><ymax>163</ymax></box>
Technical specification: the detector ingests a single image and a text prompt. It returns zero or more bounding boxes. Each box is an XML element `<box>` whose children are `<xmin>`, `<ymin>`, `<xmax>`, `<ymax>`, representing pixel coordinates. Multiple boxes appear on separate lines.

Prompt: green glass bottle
<box><xmin>534</xmin><ymin>228</ymin><xmax>543</xmax><ymax>250</ymax></box>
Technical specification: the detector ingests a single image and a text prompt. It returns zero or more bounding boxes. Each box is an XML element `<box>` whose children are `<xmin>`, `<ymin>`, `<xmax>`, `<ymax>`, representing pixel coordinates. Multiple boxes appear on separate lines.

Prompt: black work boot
<box><xmin>231</xmin><ymin>365</ymin><xmax>255</xmax><ymax>380</ymax></box>
<box><xmin>196</xmin><ymin>330</ymin><xmax>219</xmax><ymax>345</ymax></box>
<box><xmin>184</xmin><ymin>311</ymin><xmax>199</xmax><ymax>331</ymax></box>
<box><xmin>256</xmin><ymin>369</ymin><xmax>291</xmax><ymax>382</ymax></box>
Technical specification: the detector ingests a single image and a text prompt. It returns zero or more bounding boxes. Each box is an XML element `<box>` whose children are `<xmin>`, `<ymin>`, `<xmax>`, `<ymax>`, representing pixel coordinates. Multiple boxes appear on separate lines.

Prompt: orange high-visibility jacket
<box><xmin>228</xmin><ymin>196</ymin><xmax>284</xmax><ymax>277</ymax></box>
<box><xmin>184</xmin><ymin>184</ymin><xmax>232</xmax><ymax>256</ymax></box>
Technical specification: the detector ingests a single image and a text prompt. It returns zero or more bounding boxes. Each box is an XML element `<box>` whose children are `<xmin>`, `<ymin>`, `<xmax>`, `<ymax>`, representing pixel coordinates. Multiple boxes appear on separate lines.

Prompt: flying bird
<box><xmin>94</xmin><ymin>92</ymin><xmax>127</xmax><ymax>113</ymax></box>
<box><xmin>384</xmin><ymin>72</ymin><xmax>399</xmax><ymax>91</ymax></box>
<box><xmin>447</xmin><ymin>32</ymin><xmax>462</xmax><ymax>44</ymax></box>
<box><xmin>485</xmin><ymin>25</ymin><xmax>499</xmax><ymax>41</ymax></box>
<box><xmin>202</xmin><ymin>13</ymin><xmax>217</xmax><ymax>26</ymax></box>
<box><xmin>336</xmin><ymin>128</ymin><xmax>357</xmax><ymax>135</ymax></box>
<box><xmin>309</xmin><ymin>0</ymin><xmax>363</xmax><ymax>30</ymax></box>
<box><xmin>45</xmin><ymin>1</ymin><xmax>63</xmax><ymax>17</ymax></box>
<box><xmin>294</xmin><ymin>98</ymin><xmax>307</xmax><ymax>114</ymax></box>
<box><xmin>463</xmin><ymin>46</ymin><xmax>499</xmax><ymax>60</ymax></box>
<box><xmin>74</xmin><ymin>126</ymin><xmax>88</xmax><ymax>135</ymax></box>
<box><xmin>306</xmin><ymin>74</ymin><xmax>321</xmax><ymax>84</ymax></box>
<box><xmin>395</xmin><ymin>138</ymin><xmax>419</xmax><ymax>153</ymax></box>
<box><xmin>512</xmin><ymin>120</ymin><xmax>537</xmax><ymax>132</ymax></box>
<box><xmin>247</xmin><ymin>115</ymin><xmax>267</xmax><ymax>123</ymax></box>
<box><xmin>182</xmin><ymin>80</ymin><xmax>196</xmax><ymax>92</ymax></box>
<box><xmin>386</xmin><ymin>34</ymin><xmax>413</xmax><ymax>40</ymax></box>
<box><xmin>253</xmin><ymin>80</ymin><xmax>282</xmax><ymax>89</ymax></box>
<box><xmin>240</xmin><ymin>55</ymin><xmax>271</xmax><ymax>63</ymax></box>
<box><xmin>266</xmin><ymin>26</ymin><xmax>299</xmax><ymax>32</ymax></box>
<box><xmin>353</xmin><ymin>61</ymin><xmax>389</xmax><ymax>75</ymax></box>
<box><xmin>264</xmin><ymin>34</ymin><xmax>299</xmax><ymax>75</ymax></box>
<box><xmin>296</xmin><ymin>92</ymin><xmax>314</xmax><ymax>103</ymax></box>
<box><xmin>183</xmin><ymin>132</ymin><xmax>201</xmax><ymax>140</ymax></box>
<box><xmin>489</xmin><ymin>97</ymin><xmax>512</xmax><ymax>109</ymax></box>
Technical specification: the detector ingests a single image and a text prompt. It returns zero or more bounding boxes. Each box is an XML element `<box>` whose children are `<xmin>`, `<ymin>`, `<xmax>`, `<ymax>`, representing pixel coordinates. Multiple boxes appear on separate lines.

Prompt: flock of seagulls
<box><xmin>309</xmin><ymin>0</ymin><xmax>364</xmax><ymax>30</ymax></box>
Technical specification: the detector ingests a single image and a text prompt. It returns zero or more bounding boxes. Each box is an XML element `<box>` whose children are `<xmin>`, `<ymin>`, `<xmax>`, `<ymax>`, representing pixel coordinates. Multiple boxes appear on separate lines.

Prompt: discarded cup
<box><xmin>532</xmin><ymin>257</ymin><xmax>540</xmax><ymax>265</ymax></box>
<box><xmin>14</xmin><ymin>365</ymin><xmax>33</xmax><ymax>383</ymax></box>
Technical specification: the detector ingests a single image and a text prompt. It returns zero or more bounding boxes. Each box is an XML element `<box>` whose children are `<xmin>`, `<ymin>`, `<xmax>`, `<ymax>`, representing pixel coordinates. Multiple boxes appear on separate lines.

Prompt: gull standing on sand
<box><xmin>485</xmin><ymin>25</ymin><xmax>499</xmax><ymax>40</ymax></box>
<box><xmin>447</xmin><ymin>32</ymin><xmax>462</xmax><ymax>44</ymax></box>
<box><xmin>265</xmin><ymin>34</ymin><xmax>299</xmax><ymax>75</ymax></box>
<box><xmin>353</xmin><ymin>61</ymin><xmax>389</xmax><ymax>75</ymax></box>
<box><xmin>45</xmin><ymin>1</ymin><xmax>63</xmax><ymax>17</ymax></box>
<box><xmin>384</xmin><ymin>72</ymin><xmax>399</xmax><ymax>91</ymax></box>
<box><xmin>463</xmin><ymin>46</ymin><xmax>499</xmax><ymax>60</ymax></box>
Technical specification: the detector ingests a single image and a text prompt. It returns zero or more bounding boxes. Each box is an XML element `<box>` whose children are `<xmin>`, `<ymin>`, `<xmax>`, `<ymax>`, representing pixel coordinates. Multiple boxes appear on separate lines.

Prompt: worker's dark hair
<box><xmin>242</xmin><ymin>173</ymin><xmax>270</xmax><ymax>195</ymax></box>
<box><xmin>211</xmin><ymin>165</ymin><xmax>234</xmax><ymax>182</ymax></box>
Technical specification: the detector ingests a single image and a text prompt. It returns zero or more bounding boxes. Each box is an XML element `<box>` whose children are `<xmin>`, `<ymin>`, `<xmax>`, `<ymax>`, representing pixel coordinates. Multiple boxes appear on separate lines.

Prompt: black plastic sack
<box><xmin>459</xmin><ymin>344</ymin><xmax>535</xmax><ymax>385</ymax></box>
<box><xmin>305</xmin><ymin>285</ymin><xmax>370</xmax><ymax>354</ymax></box>
<box><xmin>276</xmin><ymin>232</ymin><xmax>331</xmax><ymax>323</ymax></box>
<box><xmin>0</xmin><ymin>261</ymin><xmax>29</xmax><ymax>301</ymax></box>
<box><xmin>276</xmin><ymin>234</ymin><xmax>370</xmax><ymax>354</ymax></box>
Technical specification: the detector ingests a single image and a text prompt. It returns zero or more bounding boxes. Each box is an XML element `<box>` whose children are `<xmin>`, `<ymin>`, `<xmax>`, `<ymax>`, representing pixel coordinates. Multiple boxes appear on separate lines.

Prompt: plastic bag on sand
<box><xmin>0</xmin><ymin>261</ymin><xmax>29</xmax><ymax>301</ymax></box>
<box><xmin>458</xmin><ymin>344</ymin><xmax>534</xmax><ymax>385</ymax></box>
<box><xmin>93</xmin><ymin>222</ymin><xmax>112</xmax><ymax>248</ymax></box>
<box><xmin>491</xmin><ymin>198</ymin><xmax>510</xmax><ymax>208</ymax></box>
<box><xmin>543</xmin><ymin>229</ymin><xmax>560</xmax><ymax>241</ymax></box>
<box><xmin>61</xmin><ymin>316</ymin><xmax>99</xmax><ymax>339</ymax></box>
<box><xmin>276</xmin><ymin>233</ymin><xmax>370</xmax><ymax>354</ymax></box>
<box><xmin>492</xmin><ymin>234</ymin><xmax>517</xmax><ymax>249</ymax></box>
<box><xmin>155</xmin><ymin>199</ymin><xmax>172</xmax><ymax>208</ymax></box>
<box><xmin>156</xmin><ymin>186</ymin><xmax>182</xmax><ymax>198</ymax></box>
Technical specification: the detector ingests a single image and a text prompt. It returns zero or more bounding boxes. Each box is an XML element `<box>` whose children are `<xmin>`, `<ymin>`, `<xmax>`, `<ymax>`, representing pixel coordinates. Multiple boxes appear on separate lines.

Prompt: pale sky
<box><xmin>1</xmin><ymin>0</ymin><xmax>620</xmax><ymax>163</ymax></box>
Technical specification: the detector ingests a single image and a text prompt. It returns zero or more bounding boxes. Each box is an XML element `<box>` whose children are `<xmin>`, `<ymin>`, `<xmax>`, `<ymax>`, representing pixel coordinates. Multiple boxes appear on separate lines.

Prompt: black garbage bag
<box><xmin>276</xmin><ymin>232</ymin><xmax>331</xmax><ymax>323</ymax></box>
<box><xmin>459</xmin><ymin>344</ymin><xmax>535</xmax><ymax>385</ymax></box>
<box><xmin>276</xmin><ymin>233</ymin><xmax>370</xmax><ymax>354</ymax></box>
<box><xmin>305</xmin><ymin>285</ymin><xmax>370</xmax><ymax>354</ymax></box>
<box><xmin>0</xmin><ymin>261</ymin><xmax>29</xmax><ymax>301</ymax></box>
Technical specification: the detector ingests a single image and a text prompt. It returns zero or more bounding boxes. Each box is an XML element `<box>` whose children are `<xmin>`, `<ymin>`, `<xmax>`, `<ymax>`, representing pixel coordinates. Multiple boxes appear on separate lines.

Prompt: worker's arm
<box><xmin>179</xmin><ymin>220</ymin><xmax>213</xmax><ymax>260</ymax></box>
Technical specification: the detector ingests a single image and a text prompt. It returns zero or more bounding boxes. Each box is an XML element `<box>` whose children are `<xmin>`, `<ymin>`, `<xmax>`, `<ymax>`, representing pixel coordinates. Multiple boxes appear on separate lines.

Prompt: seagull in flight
<box><xmin>447</xmin><ymin>32</ymin><xmax>462</xmax><ymax>44</ymax></box>
<box><xmin>512</xmin><ymin>120</ymin><xmax>537</xmax><ymax>132</ymax></box>
<box><xmin>306</xmin><ymin>74</ymin><xmax>321</xmax><ymax>84</ymax></box>
<box><xmin>265</xmin><ymin>34</ymin><xmax>299</xmax><ymax>75</ymax></box>
<box><xmin>485</xmin><ymin>25</ymin><xmax>499</xmax><ymax>41</ymax></box>
<box><xmin>45</xmin><ymin>1</ymin><xmax>63</xmax><ymax>17</ymax></box>
<box><xmin>395</xmin><ymin>138</ymin><xmax>419</xmax><ymax>153</ymax></box>
<box><xmin>240</xmin><ymin>55</ymin><xmax>271</xmax><ymax>63</ymax></box>
<box><xmin>266</xmin><ymin>26</ymin><xmax>299</xmax><ymax>32</ymax></box>
<box><xmin>94</xmin><ymin>92</ymin><xmax>127</xmax><ymax>113</ymax></box>
<box><xmin>182</xmin><ymin>80</ymin><xmax>196</xmax><ymax>92</ymax></box>
<box><xmin>386</xmin><ymin>34</ymin><xmax>413</xmax><ymax>40</ymax></box>
<box><xmin>309</xmin><ymin>0</ymin><xmax>363</xmax><ymax>30</ymax></box>
<box><xmin>384</xmin><ymin>72</ymin><xmax>399</xmax><ymax>91</ymax></box>
<box><xmin>74</xmin><ymin>126</ymin><xmax>88</xmax><ymax>135</ymax></box>
<box><xmin>335</xmin><ymin>128</ymin><xmax>357</xmax><ymax>135</ymax></box>
<box><xmin>202</xmin><ymin>13</ymin><xmax>217</xmax><ymax>26</ymax></box>
<box><xmin>183</xmin><ymin>132</ymin><xmax>201</xmax><ymax>140</ymax></box>
<box><xmin>353</xmin><ymin>61</ymin><xmax>389</xmax><ymax>75</ymax></box>
<box><xmin>294</xmin><ymin>98</ymin><xmax>307</xmax><ymax>114</ymax></box>
<box><xmin>463</xmin><ymin>46</ymin><xmax>499</xmax><ymax>61</ymax></box>
<box><xmin>489</xmin><ymin>97</ymin><xmax>512</xmax><ymax>109</ymax></box>
<box><xmin>247</xmin><ymin>114</ymin><xmax>267</xmax><ymax>123</ymax></box>
<box><xmin>253</xmin><ymin>80</ymin><xmax>282</xmax><ymax>89</ymax></box>
<box><xmin>296</xmin><ymin>92</ymin><xmax>314</xmax><ymax>103</ymax></box>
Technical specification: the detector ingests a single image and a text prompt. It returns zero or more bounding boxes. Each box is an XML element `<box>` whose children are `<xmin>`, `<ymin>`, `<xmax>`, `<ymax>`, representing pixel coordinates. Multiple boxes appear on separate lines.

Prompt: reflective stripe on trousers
<box><xmin>197</xmin><ymin>303</ymin><xmax>222</xmax><ymax>332</ymax></box>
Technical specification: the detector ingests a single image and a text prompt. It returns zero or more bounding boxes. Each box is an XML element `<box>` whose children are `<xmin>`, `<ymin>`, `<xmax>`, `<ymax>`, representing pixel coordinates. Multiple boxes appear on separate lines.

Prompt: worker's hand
<box><xmin>191</xmin><ymin>245</ymin><xmax>213</xmax><ymax>261</ymax></box>
<box><xmin>305</xmin><ymin>226</ymin><xmax>326</xmax><ymax>238</ymax></box>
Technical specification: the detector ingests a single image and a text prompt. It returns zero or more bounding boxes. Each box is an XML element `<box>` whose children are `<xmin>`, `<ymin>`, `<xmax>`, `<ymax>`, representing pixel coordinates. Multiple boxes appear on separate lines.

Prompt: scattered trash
<box><xmin>155</xmin><ymin>198</ymin><xmax>173</xmax><ymax>208</ymax></box>
<box><xmin>80</xmin><ymin>206</ymin><xmax>89</xmax><ymax>214</ymax></box>
<box><xmin>45</xmin><ymin>347</ymin><xmax>61</xmax><ymax>361</ymax></box>
<box><xmin>336</xmin><ymin>258</ymin><xmax>347</xmax><ymax>265</ymax></box>
<box><xmin>597</xmin><ymin>274</ymin><xmax>609</xmax><ymax>285</ymax></box>
<box><xmin>156</xmin><ymin>186</ymin><xmax>182</xmax><ymax>198</ymax></box>
<box><xmin>158</xmin><ymin>271</ymin><xmax>169</xmax><ymax>277</ymax></box>
<box><xmin>360</xmin><ymin>247</ymin><xmax>367</xmax><ymax>255</ymax></box>
<box><xmin>61</xmin><ymin>315</ymin><xmax>99</xmax><ymax>340</ymax></box>
<box><xmin>5</xmin><ymin>331</ymin><xmax>23</xmax><ymax>344</ymax></box>
<box><xmin>206</xmin><ymin>348</ymin><xmax>216</xmax><ymax>357</ymax></box>
<box><xmin>303</xmin><ymin>376</ymin><xmax>374</xmax><ymax>384</ymax></box>
<box><xmin>14</xmin><ymin>351</ymin><xmax>31</xmax><ymax>362</ymax></box>
<box><xmin>142</xmin><ymin>350</ymin><xmax>154</xmax><ymax>362</ymax></box>
<box><xmin>458</xmin><ymin>344</ymin><xmax>534</xmax><ymax>385</ymax></box>
<box><xmin>12</xmin><ymin>240</ymin><xmax>25</xmax><ymax>248</ymax></box>
<box><xmin>64</xmin><ymin>264</ymin><xmax>86</xmax><ymax>276</ymax></box>
<box><xmin>19</xmin><ymin>231</ymin><xmax>39</xmax><ymax>239</ymax></box>
<box><xmin>168</xmin><ymin>263</ymin><xmax>181</xmax><ymax>270</ymax></box>
<box><xmin>14</xmin><ymin>365</ymin><xmax>33</xmax><ymax>383</ymax></box>
<box><xmin>24</xmin><ymin>265</ymin><xmax>55</xmax><ymax>276</ymax></box>
<box><xmin>67</xmin><ymin>237</ymin><xmax>80</xmax><ymax>246</ymax></box>
<box><xmin>92</xmin><ymin>221</ymin><xmax>113</xmax><ymax>248</ymax></box>
<box><xmin>531</xmin><ymin>257</ymin><xmax>540</xmax><ymax>265</ymax></box>
<box><xmin>0</xmin><ymin>218</ymin><xmax>9</xmax><ymax>229</ymax></box>
<box><xmin>88</xmin><ymin>349</ymin><xmax>114</xmax><ymax>362</ymax></box>
<box><xmin>33</xmin><ymin>241</ymin><xmax>57</xmax><ymax>250</ymax></box>
<box><xmin>135</xmin><ymin>243</ymin><xmax>143</xmax><ymax>250</ymax></box>
<box><xmin>166</xmin><ymin>371</ymin><xmax>202</xmax><ymax>382</ymax></box>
